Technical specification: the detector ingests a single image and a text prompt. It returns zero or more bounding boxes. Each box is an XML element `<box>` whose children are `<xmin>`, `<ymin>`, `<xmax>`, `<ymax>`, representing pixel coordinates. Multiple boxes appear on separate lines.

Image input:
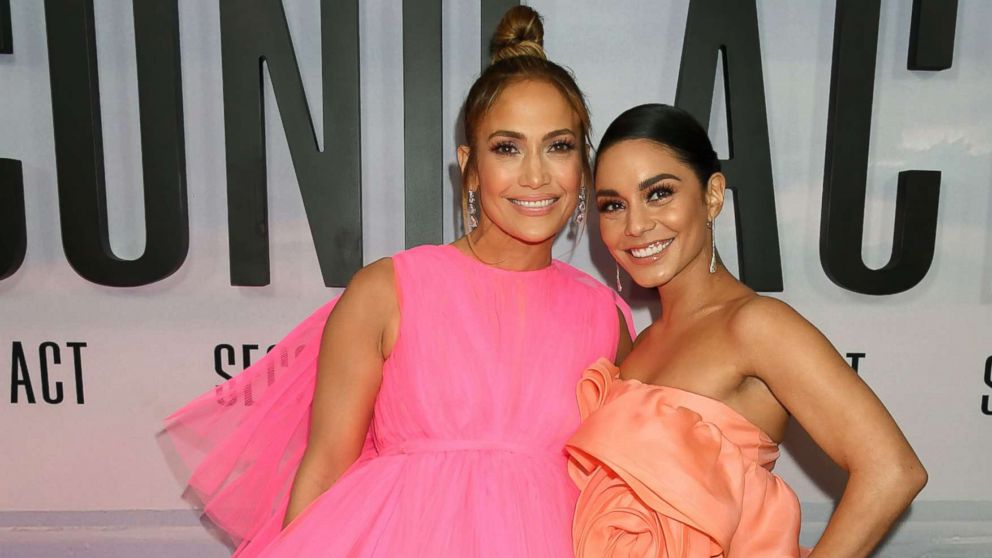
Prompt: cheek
<box><xmin>550</xmin><ymin>158</ymin><xmax>583</xmax><ymax>191</ymax></box>
<box><xmin>597</xmin><ymin>215</ymin><xmax>626</xmax><ymax>248</ymax></box>
<box><xmin>657</xmin><ymin>201</ymin><xmax>702</xmax><ymax>235</ymax></box>
<box><xmin>474</xmin><ymin>158</ymin><xmax>514</xmax><ymax>192</ymax></box>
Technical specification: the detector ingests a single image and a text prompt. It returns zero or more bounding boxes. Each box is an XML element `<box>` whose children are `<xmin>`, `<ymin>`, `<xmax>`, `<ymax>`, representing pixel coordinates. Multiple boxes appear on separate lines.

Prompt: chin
<box><xmin>510</xmin><ymin>229</ymin><xmax>561</xmax><ymax>245</ymax></box>
<box><xmin>621</xmin><ymin>266</ymin><xmax>672</xmax><ymax>289</ymax></box>
<box><xmin>500</xmin><ymin>220</ymin><xmax>569</xmax><ymax>245</ymax></box>
<box><xmin>631</xmin><ymin>275</ymin><xmax>668</xmax><ymax>289</ymax></box>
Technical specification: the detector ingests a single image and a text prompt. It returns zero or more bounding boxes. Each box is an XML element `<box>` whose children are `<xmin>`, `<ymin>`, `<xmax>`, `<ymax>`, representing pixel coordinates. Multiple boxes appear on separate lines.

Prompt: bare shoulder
<box><xmin>726</xmin><ymin>295</ymin><xmax>831</xmax><ymax>358</ymax></box>
<box><xmin>726</xmin><ymin>294</ymin><xmax>843</xmax><ymax>383</ymax></box>
<box><xmin>322</xmin><ymin>257</ymin><xmax>400</xmax><ymax>357</ymax></box>
<box><xmin>336</xmin><ymin>257</ymin><xmax>395</xmax><ymax>304</ymax></box>
<box><xmin>328</xmin><ymin>258</ymin><xmax>398</xmax><ymax>323</ymax></box>
<box><xmin>348</xmin><ymin>257</ymin><xmax>395</xmax><ymax>290</ymax></box>
<box><xmin>728</xmin><ymin>295</ymin><xmax>810</xmax><ymax>337</ymax></box>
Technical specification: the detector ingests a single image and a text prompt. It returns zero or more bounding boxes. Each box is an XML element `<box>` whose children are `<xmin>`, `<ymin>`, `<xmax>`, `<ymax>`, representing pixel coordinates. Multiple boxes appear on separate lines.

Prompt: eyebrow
<box><xmin>487</xmin><ymin>128</ymin><xmax>576</xmax><ymax>141</ymax></box>
<box><xmin>596</xmin><ymin>173</ymin><xmax>683</xmax><ymax>198</ymax></box>
<box><xmin>638</xmin><ymin>173</ymin><xmax>682</xmax><ymax>189</ymax></box>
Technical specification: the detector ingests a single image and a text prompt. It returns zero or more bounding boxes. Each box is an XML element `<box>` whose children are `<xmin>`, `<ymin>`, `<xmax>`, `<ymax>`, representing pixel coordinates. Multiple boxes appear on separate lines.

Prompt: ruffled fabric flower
<box><xmin>567</xmin><ymin>359</ymin><xmax>808</xmax><ymax>557</ymax></box>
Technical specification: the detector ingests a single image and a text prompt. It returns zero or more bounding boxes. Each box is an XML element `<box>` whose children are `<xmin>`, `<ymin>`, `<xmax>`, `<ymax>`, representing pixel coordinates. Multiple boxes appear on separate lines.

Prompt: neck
<box><xmin>457</xmin><ymin>223</ymin><xmax>555</xmax><ymax>272</ymax></box>
<box><xmin>656</xmin><ymin>254</ymin><xmax>728</xmax><ymax>325</ymax></box>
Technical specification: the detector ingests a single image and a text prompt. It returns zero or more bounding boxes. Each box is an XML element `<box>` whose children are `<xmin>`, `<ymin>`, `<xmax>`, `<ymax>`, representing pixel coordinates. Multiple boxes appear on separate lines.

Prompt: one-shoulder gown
<box><xmin>163</xmin><ymin>245</ymin><xmax>632</xmax><ymax>557</ymax></box>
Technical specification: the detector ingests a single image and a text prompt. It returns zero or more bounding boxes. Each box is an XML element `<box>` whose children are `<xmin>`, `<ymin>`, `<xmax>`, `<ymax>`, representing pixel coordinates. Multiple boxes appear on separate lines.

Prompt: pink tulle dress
<box><xmin>566</xmin><ymin>360</ymin><xmax>810</xmax><ymax>557</ymax></box>
<box><xmin>163</xmin><ymin>245</ymin><xmax>632</xmax><ymax>557</ymax></box>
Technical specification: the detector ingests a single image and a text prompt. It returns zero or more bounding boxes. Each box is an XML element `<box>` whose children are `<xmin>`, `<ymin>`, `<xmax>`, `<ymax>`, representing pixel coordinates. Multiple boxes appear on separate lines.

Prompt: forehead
<box><xmin>595</xmin><ymin>139</ymin><xmax>692</xmax><ymax>184</ymax></box>
<box><xmin>480</xmin><ymin>79</ymin><xmax>579</xmax><ymax>132</ymax></box>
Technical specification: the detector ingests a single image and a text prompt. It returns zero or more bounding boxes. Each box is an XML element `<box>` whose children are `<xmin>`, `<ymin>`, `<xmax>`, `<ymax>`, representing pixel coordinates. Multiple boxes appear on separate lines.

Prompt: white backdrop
<box><xmin>1</xmin><ymin>0</ymin><xmax>990</xmax><ymax>534</ymax></box>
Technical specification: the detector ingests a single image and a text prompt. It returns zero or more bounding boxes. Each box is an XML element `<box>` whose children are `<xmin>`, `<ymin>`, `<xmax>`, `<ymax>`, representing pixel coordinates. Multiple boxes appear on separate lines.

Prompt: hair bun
<box><xmin>489</xmin><ymin>5</ymin><xmax>546</xmax><ymax>64</ymax></box>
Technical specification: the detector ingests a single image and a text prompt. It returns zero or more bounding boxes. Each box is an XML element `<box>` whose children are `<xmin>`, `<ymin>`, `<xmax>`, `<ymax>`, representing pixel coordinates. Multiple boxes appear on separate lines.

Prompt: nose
<box><xmin>519</xmin><ymin>151</ymin><xmax>550</xmax><ymax>189</ymax></box>
<box><xmin>624</xmin><ymin>203</ymin><xmax>657</xmax><ymax>237</ymax></box>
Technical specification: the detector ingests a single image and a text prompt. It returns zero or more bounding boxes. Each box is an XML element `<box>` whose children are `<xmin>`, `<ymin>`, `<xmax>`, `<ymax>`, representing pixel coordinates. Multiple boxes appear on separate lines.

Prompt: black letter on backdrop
<box><xmin>908</xmin><ymin>0</ymin><xmax>958</xmax><ymax>71</ymax></box>
<box><xmin>43</xmin><ymin>0</ymin><xmax>188</xmax><ymax>287</ymax></box>
<box><xmin>846</xmin><ymin>352</ymin><xmax>866</xmax><ymax>373</ymax></box>
<box><xmin>0</xmin><ymin>160</ymin><xmax>26</xmax><ymax>281</ymax></box>
<box><xmin>674</xmin><ymin>0</ymin><xmax>783</xmax><ymax>292</ymax></box>
<box><xmin>214</xmin><ymin>344</ymin><xmax>236</xmax><ymax>381</ymax></box>
<box><xmin>0</xmin><ymin>0</ymin><xmax>11</xmax><ymax>54</ymax></box>
<box><xmin>982</xmin><ymin>356</ymin><xmax>992</xmax><ymax>416</ymax></box>
<box><xmin>66</xmin><ymin>341</ymin><xmax>85</xmax><ymax>404</ymax></box>
<box><xmin>821</xmin><ymin>0</ymin><xmax>946</xmax><ymax>295</ymax></box>
<box><xmin>220</xmin><ymin>0</ymin><xmax>361</xmax><ymax>287</ymax></box>
<box><xmin>0</xmin><ymin>5</ymin><xmax>26</xmax><ymax>281</ymax></box>
<box><xmin>404</xmin><ymin>0</ymin><xmax>443</xmax><ymax>247</ymax></box>
<box><xmin>10</xmin><ymin>342</ymin><xmax>35</xmax><ymax>404</ymax></box>
<box><xmin>242</xmin><ymin>344</ymin><xmax>260</xmax><ymax>368</ymax></box>
<box><xmin>38</xmin><ymin>342</ymin><xmax>64</xmax><ymax>405</ymax></box>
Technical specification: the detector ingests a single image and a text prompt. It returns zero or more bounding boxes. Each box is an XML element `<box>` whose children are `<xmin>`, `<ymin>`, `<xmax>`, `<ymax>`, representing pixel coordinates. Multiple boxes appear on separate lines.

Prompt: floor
<box><xmin>2</xmin><ymin>505</ymin><xmax>991</xmax><ymax>557</ymax></box>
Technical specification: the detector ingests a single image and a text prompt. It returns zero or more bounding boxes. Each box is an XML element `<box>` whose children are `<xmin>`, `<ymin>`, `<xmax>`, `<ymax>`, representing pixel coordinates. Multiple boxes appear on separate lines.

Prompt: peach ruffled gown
<box><xmin>163</xmin><ymin>245</ymin><xmax>632</xmax><ymax>557</ymax></box>
<box><xmin>566</xmin><ymin>359</ymin><xmax>810</xmax><ymax>557</ymax></box>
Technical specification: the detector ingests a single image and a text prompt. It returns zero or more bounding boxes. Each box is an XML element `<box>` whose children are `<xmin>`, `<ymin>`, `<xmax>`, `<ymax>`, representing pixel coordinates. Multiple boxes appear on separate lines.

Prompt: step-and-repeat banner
<box><xmin>1</xmin><ymin>0</ymin><xmax>989</xmax><ymax>518</ymax></box>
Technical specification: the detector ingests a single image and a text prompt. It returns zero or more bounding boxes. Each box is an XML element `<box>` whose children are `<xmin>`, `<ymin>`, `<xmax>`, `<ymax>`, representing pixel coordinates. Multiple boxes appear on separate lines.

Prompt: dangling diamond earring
<box><xmin>574</xmin><ymin>187</ymin><xmax>586</xmax><ymax>226</ymax></box>
<box><xmin>707</xmin><ymin>219</ymin><xmax>717</xmax><ymax>273</ymax></box>
<box><xmin>467</xmin><ymin>190</ymin><xmax>479</xmax><ymax>232</ymax></box>
<box><xmin>615</xmin><ymin>264</ymin><xmax>623</xmax><ymax>292</ymax></box>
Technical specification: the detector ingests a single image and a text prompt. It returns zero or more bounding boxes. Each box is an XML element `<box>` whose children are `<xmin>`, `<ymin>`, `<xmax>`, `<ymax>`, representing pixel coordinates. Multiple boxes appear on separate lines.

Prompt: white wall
<box><xmin>1</xmin><ymin>1</ymin><xmax>989</xmax><ymax>552</ymax></box>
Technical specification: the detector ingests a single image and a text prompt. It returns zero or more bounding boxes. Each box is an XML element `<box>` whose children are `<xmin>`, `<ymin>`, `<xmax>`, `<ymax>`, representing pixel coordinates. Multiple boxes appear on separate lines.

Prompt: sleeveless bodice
<box><xmin>372</xmin><ymin>244</ymin><xmax>622</xmax><ymax>458</ymax></box>
<box><xmin>164</xmin><ymin>244</ymin><xmax>630</xmax><ymax>558</ymax></box>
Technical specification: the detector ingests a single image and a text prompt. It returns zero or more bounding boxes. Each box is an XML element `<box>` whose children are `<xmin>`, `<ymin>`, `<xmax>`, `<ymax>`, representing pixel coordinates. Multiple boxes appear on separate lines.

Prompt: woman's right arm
<box><xmin>282</xmin><ymin>258</ymin><xmax>399</xmax><ymax>527</ymax></box>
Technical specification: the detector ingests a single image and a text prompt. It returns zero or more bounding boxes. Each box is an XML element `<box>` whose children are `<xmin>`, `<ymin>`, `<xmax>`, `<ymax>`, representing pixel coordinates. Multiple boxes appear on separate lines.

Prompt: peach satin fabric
<box><xmin>567</xmin><ymin>359</ymin><xmax>809</xmax><ymax>557</ymax></box>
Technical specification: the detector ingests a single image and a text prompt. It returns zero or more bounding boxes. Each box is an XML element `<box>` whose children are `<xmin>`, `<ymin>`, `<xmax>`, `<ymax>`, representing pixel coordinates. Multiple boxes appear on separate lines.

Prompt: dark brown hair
<box><xmin>460</xmin><ymin>6</ymin><xmax>593</xmax><ymax>228</ymax></box>
<box><xmin>596</xmin><ymin>104</ymin><xmax>721</xmax><ymax>187</ymax></box>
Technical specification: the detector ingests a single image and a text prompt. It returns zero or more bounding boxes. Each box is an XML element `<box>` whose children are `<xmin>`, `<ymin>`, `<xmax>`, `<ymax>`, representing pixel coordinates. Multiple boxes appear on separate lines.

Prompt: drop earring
<box><xmin>574</xmin><ymin>187</ymin><xmax>586</xmax><ymax>226</ymax></box>
<box><xmin>467</xmin><ymin>190</ymin><xmax>479</xmax><ymax>232</ymax></box>
<box><xmin>707</xmin><ymin>219</ymin><xmax>717</xmax><ymax>273</ymax></box>
<box><xmin>615</xmin><ymin>264</ymin><xmax>623</xmax><ymax>293</ymax></box>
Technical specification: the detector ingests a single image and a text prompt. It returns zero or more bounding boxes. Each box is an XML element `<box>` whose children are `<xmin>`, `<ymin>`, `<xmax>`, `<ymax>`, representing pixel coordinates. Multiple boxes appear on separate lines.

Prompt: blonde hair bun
<box><xmin>489</xmin><ymin>5</ymin><xmax>546</xmax><ymax>64</ymax></box>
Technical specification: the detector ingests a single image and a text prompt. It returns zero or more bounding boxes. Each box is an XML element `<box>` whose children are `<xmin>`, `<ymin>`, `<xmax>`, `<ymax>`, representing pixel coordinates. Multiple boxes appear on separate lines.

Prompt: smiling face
<box><xmin>458</xmin><ymin>79</ymin><xmax>584</xmax><ymax>246</ymax></box>
<box><xmin>595</xmin><ymin>139</ymin><xmax>725</xmax><ymax>288</ymax></box>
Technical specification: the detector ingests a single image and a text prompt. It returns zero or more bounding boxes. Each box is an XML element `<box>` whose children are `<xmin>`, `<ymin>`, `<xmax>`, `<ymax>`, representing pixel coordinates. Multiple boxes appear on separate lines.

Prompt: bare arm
<box><xmin>283</xmin><ymin>259</ymin><xmax>398</xmax><ymax>527</ymax></box>
<box><xmin>732</xmin><ymin>298</ymin><xmax>927</xmax><ymax>557</ymax></box>
<box><xmin>615</xmin><ymin>307</ymin><xmax>634</xmax><ymax>364</ymax></box>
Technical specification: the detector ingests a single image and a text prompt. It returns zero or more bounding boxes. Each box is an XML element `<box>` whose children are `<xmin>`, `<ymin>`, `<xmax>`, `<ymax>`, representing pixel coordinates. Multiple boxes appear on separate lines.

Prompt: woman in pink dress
<box><xmin>162</xmin><ymin>7</ymin><xmax>632</xmax><ymax>558</ymax></box>
<box><xmin>566</xmin><ymin>104</ymin><xmax>927</xmax><ymax>557</ymax></box>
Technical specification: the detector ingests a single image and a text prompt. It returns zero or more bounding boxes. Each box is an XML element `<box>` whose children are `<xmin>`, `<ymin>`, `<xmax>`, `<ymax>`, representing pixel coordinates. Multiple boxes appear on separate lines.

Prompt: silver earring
<box><xmin>615</xmin><ymin>264</ymin><xmax>623</xmax><ymax>292</ymax></box>
<box><xmin>574</xmin><ymin>187</ymin><xmax>586</xmax><ymax>225</ymax></box>
<box><xmin>467</xmin><ymin>190</ymin><xmax>479</xmax><ymax>232</ymax></box>
<box><xmin>708</xmin><ymin>219</ymin><xmax>717</xmax><ymax>273</ymax></box>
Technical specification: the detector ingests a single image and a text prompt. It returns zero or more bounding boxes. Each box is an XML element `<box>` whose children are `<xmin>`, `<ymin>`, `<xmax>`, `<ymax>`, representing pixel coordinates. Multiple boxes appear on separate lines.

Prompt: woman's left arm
<box><xmin>615</xmin><ymin>307</ymin><xmax>634</xmax><ymax>364</ymax></box>
<box><xmin>733</xmin><ymin>297</ymin><xmax>927</xmax><ymax>558</ymax></box>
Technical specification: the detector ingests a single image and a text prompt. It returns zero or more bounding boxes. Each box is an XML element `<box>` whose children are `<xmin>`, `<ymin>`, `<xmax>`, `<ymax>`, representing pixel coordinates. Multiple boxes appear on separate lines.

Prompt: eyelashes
<box><xmin>549</xmin><ymin>139</ymin><xmax>576</xmax><ymax>152</ymax></box>
<box><xmin>490</xmin><ymin>141</ymin><xmax>518</xmax><ymax>155</ymax></box>
<box><xmin>597</xmin><ymin>184</ymin><xmax>675</xmax><ymax>214</ymax></box>
<box><xmin>597</xmin><ymin>199</ymin><xmax>624</xmax><ymax>213</ymax></box>
<box><xmin>646</xmin><ymin>185</ymin><xmax>674</xmax><ymax>201</ymax></box>
<box><xmin>488</xmin><ymin>139</ymin><xmax>576</xmax><ymax>156</ymax></box>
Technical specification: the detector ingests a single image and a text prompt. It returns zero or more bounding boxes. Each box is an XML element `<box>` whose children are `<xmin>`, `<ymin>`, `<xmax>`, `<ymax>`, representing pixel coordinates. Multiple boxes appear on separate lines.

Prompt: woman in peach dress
<box><xmin>566</xmin><ymin>104</ymin><xmax>927</xmax><ymax>557</ymax></box>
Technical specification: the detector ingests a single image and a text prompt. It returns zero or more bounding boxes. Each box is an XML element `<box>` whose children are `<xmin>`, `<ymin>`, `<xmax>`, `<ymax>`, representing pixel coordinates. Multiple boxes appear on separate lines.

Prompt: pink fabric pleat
<box><xmin>162</xmin><ymin>245</ymin><xmax>630</xmax><ymax>557</ymax></box>
<box><xmin>161</xmin><ymin>298</ymin><xmax>364</xmax><ymax>555</ymax></box>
